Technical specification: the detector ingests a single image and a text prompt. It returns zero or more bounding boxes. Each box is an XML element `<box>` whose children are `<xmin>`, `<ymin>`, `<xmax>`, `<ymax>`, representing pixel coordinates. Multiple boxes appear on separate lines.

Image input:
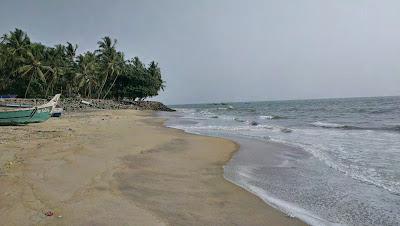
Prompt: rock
<box><xmin>234</xmin><ymin>118</ymin><xmax>245</xmax><ymax>122</ymax></box>
<box><xmin>281</xmin><ymin>128</ymin><xmax>292</xmax><ymax>133</ymax></box>
<box><xmin>250</xmin><ymin>121</ymin><xmax>258</xmax><ymax>126</ymax></box>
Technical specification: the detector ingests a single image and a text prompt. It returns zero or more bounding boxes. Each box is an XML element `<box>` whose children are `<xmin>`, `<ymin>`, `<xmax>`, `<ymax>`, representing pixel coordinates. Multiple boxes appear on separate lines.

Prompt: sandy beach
<box><xmin>0</xmin><ymin>110</ymin><xmax>305</xmax><ymax>226</ymax></box>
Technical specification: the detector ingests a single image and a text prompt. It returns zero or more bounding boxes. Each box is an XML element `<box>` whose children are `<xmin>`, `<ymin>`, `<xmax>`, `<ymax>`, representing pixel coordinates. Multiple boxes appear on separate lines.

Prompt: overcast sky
<box><xmin>1</xmin><ymin>0</ymin><xmax>400</xmax><ymax>104</ymax></box>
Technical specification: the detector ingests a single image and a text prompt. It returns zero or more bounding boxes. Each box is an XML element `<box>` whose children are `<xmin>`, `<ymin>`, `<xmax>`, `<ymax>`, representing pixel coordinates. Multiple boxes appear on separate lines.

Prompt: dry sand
<box><xmin>0</xmin><ymin>110</ymin><xmax>305</xmax><ymax>226</ymax></box>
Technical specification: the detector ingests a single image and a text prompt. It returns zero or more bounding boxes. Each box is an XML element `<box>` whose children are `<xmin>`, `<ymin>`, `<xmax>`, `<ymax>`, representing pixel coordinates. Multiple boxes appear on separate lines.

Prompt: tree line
<box><xmin>0</xmin><ymin>28</ymin><xmax>165</xmax><ymax>100</ymax></box>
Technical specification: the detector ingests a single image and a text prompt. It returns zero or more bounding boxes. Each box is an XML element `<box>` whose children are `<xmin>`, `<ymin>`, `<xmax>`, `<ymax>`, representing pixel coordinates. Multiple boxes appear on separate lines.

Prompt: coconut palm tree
<box><xmin>1</xmin><ymin>29</ymin><xmax>31</xmax><ymax>81</ymax></box>
<box><xmin>95</xmin><ymin>36</ymin><xmax>121</xmax><ymax>99</ymax></box>
<box><xmin>66</xmin><ymin>42</ymin><xmax>77</xmax><ymax>60</ymax></box>
<box><xmin>102</xmin><ymin>51</ymin><xmax>125</xmax><ymax>99</ymax></box>
<box><xmin>0</xmin><ymin>28</ymin><xmax>166</xmax><ymax>100</ymax></box>
<box><xmin>76</xmin><ymin>52</ymin><xmax>99</xmax><ymax>98</ymax></box>
<box><xmin>18</xmin><ymin>45</ymin><xmax>53</xmax><ymax>97</ymax></box>
<box><xmin>0</xmin><ymin>48</ymin><xmax>10</xmax><ymax>92</ymax></box>
<box><xmin>1</xmin><ymin>28</ymin><xmax>31</xmax><ymax>56</ymax></box>
<box><xmin>45</xmin><ymin>45</ymin><xmax>67</xmax><ymax>96</ymax></box>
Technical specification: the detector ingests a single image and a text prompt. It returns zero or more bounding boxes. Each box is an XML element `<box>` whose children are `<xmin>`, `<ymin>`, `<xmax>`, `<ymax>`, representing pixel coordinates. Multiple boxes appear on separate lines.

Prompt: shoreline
<box><xmin>159</xmin><ymin>114</ymin><xmax>315</xmax><ymax>225</ymax></box>
<box><xmin>0</xmin><ymin>110</ymin><xmax>305</xmax><ymax>225</ymax></box>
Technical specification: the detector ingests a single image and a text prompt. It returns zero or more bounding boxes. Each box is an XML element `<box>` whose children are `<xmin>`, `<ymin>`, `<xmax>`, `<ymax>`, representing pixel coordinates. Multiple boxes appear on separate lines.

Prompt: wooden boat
<box><xmin>0</xmin><ymin>94</ymin><xmax>61</xmax><ymax>125</ymax></box>
<box><xmin>51</xmin><ymin>104</ymin><xmax>63</xmax><ymax>117</ymax></box>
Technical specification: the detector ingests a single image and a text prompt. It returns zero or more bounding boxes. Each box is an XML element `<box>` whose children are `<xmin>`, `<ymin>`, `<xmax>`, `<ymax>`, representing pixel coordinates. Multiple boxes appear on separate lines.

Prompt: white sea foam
<box><xmin>174</xmin><ymin>124</ymin><xmax>294</xmax><ymax>135</ymax></box>
<box><xmin>311</xmin><ymin>121</ymin><xmax>346</xmax><ymax>128</ymax></box>
<box><xmin>259</xmin><ymin>115</ymin><xmax>274</xmax><ymax>120</ymax></box>
<box><xmin>259</xmin><ymin>115</ymin><xmax>287</xmax><ymax>120</ymax></box>
<box><xmin>224</xmin><ymin>166</ymin><xmax>341</xmax><ymax>226</ymax></box>
<box><xmin>175</xmin><ymin>114</ymin><xmax>400</xmax><ymax>195</ymax></box>
<box><xmin>270</xmin><ymin>134</ymin><xmax>400</xmax><ymax>195</ymax></box>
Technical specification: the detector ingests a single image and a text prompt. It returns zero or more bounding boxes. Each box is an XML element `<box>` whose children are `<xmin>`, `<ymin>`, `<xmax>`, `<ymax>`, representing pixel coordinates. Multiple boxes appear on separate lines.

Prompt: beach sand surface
<box><xmin>0</xmin><ymin>110</ymin><xmax>305</xmax><ymax>226</ymax></box>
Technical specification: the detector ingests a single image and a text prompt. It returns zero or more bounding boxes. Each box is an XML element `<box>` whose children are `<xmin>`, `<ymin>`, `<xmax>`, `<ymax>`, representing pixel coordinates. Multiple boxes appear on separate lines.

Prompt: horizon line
<box><xmin>167</xmin><ymin>94</ymin><xmax>400</xmax><ymax>106</ymax></box>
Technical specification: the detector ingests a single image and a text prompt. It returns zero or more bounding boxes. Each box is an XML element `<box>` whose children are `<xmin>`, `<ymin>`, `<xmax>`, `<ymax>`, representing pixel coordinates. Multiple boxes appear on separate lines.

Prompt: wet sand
<box><xmin>0</xmin><ymin>110</ymin><xmax>305</xmax><ymax>225</ymax></box>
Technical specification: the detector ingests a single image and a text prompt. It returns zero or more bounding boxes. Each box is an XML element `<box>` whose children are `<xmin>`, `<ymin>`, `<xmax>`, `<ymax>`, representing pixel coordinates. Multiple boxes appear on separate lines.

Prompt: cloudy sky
<box><xmin>1</xmin><ymin>0</ymin><xmax>400</xmax><ymax>104</ymax></box>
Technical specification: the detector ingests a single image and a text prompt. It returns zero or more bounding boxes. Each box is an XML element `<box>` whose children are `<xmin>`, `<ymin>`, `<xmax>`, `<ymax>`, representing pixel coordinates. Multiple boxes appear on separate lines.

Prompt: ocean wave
<box><xmin>311</xmin><ymin>121</ymin><xmax>400</xmax><ymax>132</ymax></box>
<box><xmin>244</xmin><ymin>108</ymin><xmax>257</xmax><ymax>112</ymax></box>
<box><xmin>173</xmin><ymin>123</ymin><xmax>295</xmax><ymax>135</ymax></box>
<box><xmin>370</xmin><ymin>108</ymin><xmax>396</xmax><ymax>114</ymax></box>
<box><xmin>268</xmin><ymin>138</ymin><xmax>400</xmax><ymax>196</ymax></box>
<box><xmin>385</xmin><ymin>125</ymin><xmax>400</xmax><ymax>131</ymax></box>
<box><xmin>175</xmin><ymin>108</ymin><xmax>196</xmax><ymax>114</ymax></box>
<box><xmin>216</xmin><ymin>105</ymin><xmax>234</xmax><ymax>110</ymax></box>
<box><xmin>351</xmin><ymin>108</ymin><xmax>396</xmax><ymax>114</ymax></box>
<box><xmin>234</xmin><ymin>118</ymin><xmax>246</xmax><ymax>122</ymax></box>
<box><xmin>224</xmin><ymin>167</ymin><xmax>339</xmax><ymax>226</ymax></box>
<box><xmin>311</xmin><ymin>121</ymin><xmax>349</xmax><ymax>129</ymax></box>
<box><xmin>259</xmin><ymin>115</ymin><xmax>287</xmax><ymax>120</ymax></box>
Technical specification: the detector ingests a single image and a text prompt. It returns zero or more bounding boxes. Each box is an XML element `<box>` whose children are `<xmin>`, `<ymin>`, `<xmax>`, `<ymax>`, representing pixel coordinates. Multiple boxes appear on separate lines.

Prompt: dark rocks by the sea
<box><xmin>250</xmin><ymin>121</ymin><xmax>258</xmax><ymax>126</ymax></box>
<box><xmin>0</xmin><ymin>97</ymin><xmax>175</xmax><ymax>113</ymax></box>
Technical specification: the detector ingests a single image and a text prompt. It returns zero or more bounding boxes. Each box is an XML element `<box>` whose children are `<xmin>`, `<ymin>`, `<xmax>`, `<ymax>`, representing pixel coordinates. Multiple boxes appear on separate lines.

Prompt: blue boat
<box><xmin>0</xmin><ymin>95</ymin><xmax>17</xmax><ymax>99</ymax></box>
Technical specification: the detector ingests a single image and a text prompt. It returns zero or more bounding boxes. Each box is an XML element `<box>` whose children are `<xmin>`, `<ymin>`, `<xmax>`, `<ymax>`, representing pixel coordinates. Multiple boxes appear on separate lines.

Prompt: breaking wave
<box><xmin>259</xmin><ymin>115</ymin><xmax>287</xmax><ymax>120</ymax></box>
<box><xmin>311</xmin><ymin>121</ymin><xmax>400</xmax><ymax>132</ymax></box>
<box><xmin>311</xmin><ymin>121</ymin><xmax>351</xmax><ymax>129</ymax></box>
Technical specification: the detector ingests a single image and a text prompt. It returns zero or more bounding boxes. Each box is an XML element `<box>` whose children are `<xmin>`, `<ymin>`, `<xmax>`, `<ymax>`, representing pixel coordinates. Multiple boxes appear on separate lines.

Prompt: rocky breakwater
<box><xmin>0</xmin><ymin>97</ymin><xmax>175</xmax><ymax>113</ymax></box>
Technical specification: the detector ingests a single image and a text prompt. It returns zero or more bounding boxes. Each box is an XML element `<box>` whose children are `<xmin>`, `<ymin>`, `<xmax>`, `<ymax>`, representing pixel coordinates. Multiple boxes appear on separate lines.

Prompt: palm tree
<box><xmin>0</xmin><ymin>52</ymin><xmax>10</xmax><ymax>92</ymax></box>
<box><xmin>18</xmin><ymin>46</ymin><xmax>53</xmax><ymax>97</ymax></box>
<box><xmin>102</xmin><ymin>51</ymin><xmax>124</xmax><ymax>99</ymax></box>
<box><xmin>1</xmin><ymin>29</ymin><xmax>31</xmax><ymax>80</ymax></box>
<box><xmin>0</xmin><ymin>45</ymin><xmax>8</xmax><ymax>91</ymax></box>
<box><xmin>46</xmin><ymin>65</ymin><xmax>63</xmax><ymax>96</ymax></box>
<box><xmin>95</xmin><ymin>36</ymin><xmax>120</xmax><ymax>99</ymax></box>
<box><xmin>76</xmin><ymin>52</ymin><xmax>99</xmax><ymax>98</ymax></box>
<box><xmin>44</xmin><ymin>44</ymin><xmax>66</xmax><ymax>96</ymax></box>
<box><xmin>59</xmin><ymin>42</ymin><xmax>78</xmax><ymax>96</ymax></box>
<box><xmin>96</xmin><ymin>37</ymin><xmax>116</xmax><ymax>57</ymax></box>
<box><xmin>1</xmin><ymin>28</ymin><xmax>31</xmax><ymax>56</ymax></box>
<box><xmin>0</xmin><ymin>28</ymin><xmax>166</xmax><ymax>100</ymax></box>
<box><xmin>65</xmin><ymin>42</ymin><xmax>77</xmax><ymax>61</ymax></box>
<box><xmin>148</xmin><ymin>61</ymin><xmax>165</xmax><ymax>92</ymax></box>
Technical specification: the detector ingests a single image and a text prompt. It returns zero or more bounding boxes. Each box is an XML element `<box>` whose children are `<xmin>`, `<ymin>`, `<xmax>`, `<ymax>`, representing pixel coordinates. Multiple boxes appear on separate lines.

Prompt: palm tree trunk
<box><xmin>103</xmin><ymin>74</ymin><xmax>119</xmax><ymax>99</ymax></box>
<box><xmin>97</xmin><ymin>72</ymin><xmax>109</xmax><ymax>100</ymax></box>
<box><xmin>24</xmin><ymin>74</ymin><xmax>34</xmax><ymax>98</ymax></box>
<box><xmin>45</xmin><ymin>79</ymin><xmax>54</xmax><ymax>97</ymax></box>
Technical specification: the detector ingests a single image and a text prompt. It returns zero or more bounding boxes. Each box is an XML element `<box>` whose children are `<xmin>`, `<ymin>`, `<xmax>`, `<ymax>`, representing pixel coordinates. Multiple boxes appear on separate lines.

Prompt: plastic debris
<box><xmin>44</xmin><ymin>211</ymin><xmax>54</xmax><ymax>217</ymax></box>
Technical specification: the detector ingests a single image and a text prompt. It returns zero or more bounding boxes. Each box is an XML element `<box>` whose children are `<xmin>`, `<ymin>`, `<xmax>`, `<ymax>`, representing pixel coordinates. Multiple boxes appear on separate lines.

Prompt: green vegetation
<box><xmin>0</xmin><ymin>28</ymin><xmax>165</xmax><ymax>99</ymax></box>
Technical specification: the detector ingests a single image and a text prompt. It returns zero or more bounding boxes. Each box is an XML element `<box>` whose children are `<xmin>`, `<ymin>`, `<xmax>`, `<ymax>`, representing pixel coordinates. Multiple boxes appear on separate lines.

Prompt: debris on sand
<box><xmin>44</xmin><ymin>211</ymin><xmax>54</xmax><ymax>217</ymax></box>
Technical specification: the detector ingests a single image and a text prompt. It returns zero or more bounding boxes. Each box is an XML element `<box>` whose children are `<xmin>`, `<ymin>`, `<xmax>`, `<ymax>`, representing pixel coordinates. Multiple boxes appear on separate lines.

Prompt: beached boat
<box><xmin>0</xmin><ymin>94</ymin><xmax>61</xmax><ymax>125</ymax></box>
<box><xmin>51</xmin><ymin>105</ymin><xmax>63</xmax><ymax>117</ymax></box>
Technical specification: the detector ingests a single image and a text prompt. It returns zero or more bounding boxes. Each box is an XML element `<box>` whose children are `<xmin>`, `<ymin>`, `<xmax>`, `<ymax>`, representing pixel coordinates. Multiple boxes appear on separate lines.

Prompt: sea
<box><xmin>160</xmin><ymin>96</ymin><xmax>400</xmax><ymax>226</ymax></box>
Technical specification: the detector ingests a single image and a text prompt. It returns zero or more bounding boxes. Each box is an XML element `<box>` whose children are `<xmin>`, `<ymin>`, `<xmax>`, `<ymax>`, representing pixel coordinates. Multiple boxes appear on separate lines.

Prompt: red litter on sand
<box><xmin>44</xmin><ymin>211</ymin><xmax>54</xmax><ymax>217</ymax></box>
